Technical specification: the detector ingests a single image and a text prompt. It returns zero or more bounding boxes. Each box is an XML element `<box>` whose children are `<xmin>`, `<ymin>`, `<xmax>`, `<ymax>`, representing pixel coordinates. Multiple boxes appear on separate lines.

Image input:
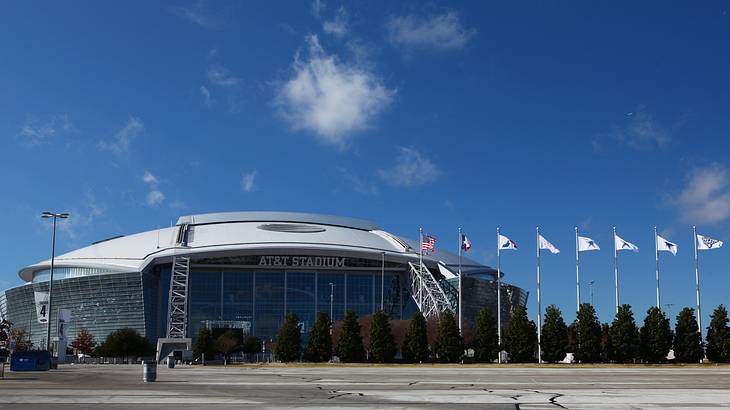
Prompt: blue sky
<box><xmin>2</xmin><ymin>1</ymin><xmax>730</xmax><ymax>328</ymax></box>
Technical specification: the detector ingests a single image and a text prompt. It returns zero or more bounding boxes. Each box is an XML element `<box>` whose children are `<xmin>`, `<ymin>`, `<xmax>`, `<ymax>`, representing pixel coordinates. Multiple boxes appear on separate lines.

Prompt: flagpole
<box><xmin>458</xmin><ymin>227</ymin><xmax>463</xmax><ymax>334</ymax></box>
<box><xmin>693</xmin><ymin>226</ymin><xmax>703</xmax><ymax>349</ymax></box>
<box><xmin>536</xmin><ymin>226</ymin><xmax>542</xmax><ymax>364</ymax></box>
<box><xmin>575</xmin><ymin>227</ymin><xmax>580</xmax><ymax>313</ymax></box>
<box><xmin>654</xmin><ymin>226</ymin><xmax>660</xmax><ymax>309</ymax></box>
<box><xmin>496</xmin><ymin>226</ymin><xmax>502</xmax><ymax>364</ymax></box>
<box><xmin>613</xmin><ymin>226</ymin><xmax>619</xmax><ymax>314</ymax></box>
<box><xmin>419</xmin><ymin>227</ymin><xmax>424</xmax><ymax>309</ymax></box>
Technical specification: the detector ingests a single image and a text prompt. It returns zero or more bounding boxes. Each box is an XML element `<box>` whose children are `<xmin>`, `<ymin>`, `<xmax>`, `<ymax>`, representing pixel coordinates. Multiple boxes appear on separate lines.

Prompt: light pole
<box><xmin>41</xmin><ymin>211</ymin><xmax>69</xmax><ymax>353</ymax></box>
<box><xmin>329</xmin><ymin>282</ymin><xmax>335</xmax><ymax>362</ymax></box>
<box><xmin>380</xmin><ymin>252</ymin><xmax>385</xmax><ymax>311</ymax></box>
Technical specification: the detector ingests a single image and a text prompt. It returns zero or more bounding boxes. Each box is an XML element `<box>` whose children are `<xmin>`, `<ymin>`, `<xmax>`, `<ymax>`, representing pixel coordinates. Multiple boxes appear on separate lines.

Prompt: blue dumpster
<box><xmin>10</xmin><ymin>351</ymin><xmax>52</xmax><ymax>371</ymax></box>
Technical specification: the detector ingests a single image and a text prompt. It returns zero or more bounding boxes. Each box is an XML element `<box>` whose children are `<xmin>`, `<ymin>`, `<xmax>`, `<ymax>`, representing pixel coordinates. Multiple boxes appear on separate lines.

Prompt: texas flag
<box><xmin>461</xmin><ymin>233</ymin><xmax>471</xmax><ymax>252</ymax></box>
<box><xmin>498</xmin><ymin>234</ymin><xmax>517</xmax><ymax>250</ymax></box>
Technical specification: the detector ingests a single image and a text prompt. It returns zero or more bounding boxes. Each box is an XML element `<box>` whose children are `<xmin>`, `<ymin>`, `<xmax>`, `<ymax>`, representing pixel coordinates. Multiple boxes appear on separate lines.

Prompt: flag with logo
<box><xmin>498</xmin><ymin>234</ymin><xmax>517</xmax><ymax>250</ymax></box>
<box><xmin>461</xmin><ymin>233</ymin><xmax>471</xmax><ymax>252</ymax></box>
<box><xmin>578</xmin><ymin>236</ymin><xmax>600</xmax><ymax>251</ymax></box>
<box><xmin>538</xmin><ymin>234</ymin><xmax>560</xmax><ymax>254</ymax></box>
<box><xmin>697</xmin><ymin>234</ymin><xmax>723</xmax><ymax>250</ymax></box>
<box><xmin>615</xmin><ymin>234</ymin><xmax>639</xmax><ymax>252</ymax></box>
<box><xmin>657</xmin><ymin>235</ymin><xmax>678</xmax><ymax>255</ymax></box>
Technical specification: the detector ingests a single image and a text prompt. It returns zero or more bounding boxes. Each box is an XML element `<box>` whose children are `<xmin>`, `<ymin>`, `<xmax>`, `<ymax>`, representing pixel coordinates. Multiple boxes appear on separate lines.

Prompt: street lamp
<box><xmin>380</xmin><ymin>252</ymin><xmax>385</xmax><ymax>311</ymax></box>
<box><xmin>329</xmin><ymin>283</ymin><xmax>334</xmax><ymax>325</ymax></box>
<box><xmin>329</xmin><ymin>282</ymin><xmax>335</xmax><ymax>362</ymax></box>
<box><xmin>41</xmin><ymin>211</ymin><xmax>69</xmax><ymax>353</ymax></box>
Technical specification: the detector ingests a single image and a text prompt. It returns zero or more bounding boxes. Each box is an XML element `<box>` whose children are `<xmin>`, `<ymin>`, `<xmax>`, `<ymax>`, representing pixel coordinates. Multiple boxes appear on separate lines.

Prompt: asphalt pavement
<box><xmin>1</xmin><ymin>364</ymin><xmax>729</xmax><ymax>409</ymax></box>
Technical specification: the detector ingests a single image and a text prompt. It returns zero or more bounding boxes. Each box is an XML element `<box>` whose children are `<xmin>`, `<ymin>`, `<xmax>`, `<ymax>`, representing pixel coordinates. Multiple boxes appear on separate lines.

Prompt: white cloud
<box><xmin>146</xmin><ymin>190</ymin><xmax>165</xmax><ymax>207</ymax></box>
<box><xmin>142</xmin><ymin>170</ymin><xmax>165</xmax><ymax>207</ymax></box>
<box><xmin>172</xmin><ymin>0</ymin><xmax>222</xmax><ymax>29</ymax></box>
<box><xmin>613</xmin><ymin>106</ymin><xmax>670</xmax><ymax>151</ymax></box>
<box><xmin>169</xmin><ymin>200</ymin><xmax>188</xmax><ymax>210</ymax></box>
<box><xmin>55</xmin><ymin>196</ymin><xmax>105</xmax><ymax>240</ymax></box>
<box><xmin>241</xmin><ymin>171</ymin><xmax>257</xmax><ymax>192</ymax></box>
<box><xmin>386</xmin><ymin>11</ymin><xmax>476</xmax><ymax>52</ymax></box>
<box><xmin>276</xmin><ymin>35</ymin><xmax>395</xmax><ymax>147</ymax></box>
<box><xmin>323</xmin><ymin>6</ymin><xmax>348</xmax><ymax>38</ymax></box>
<box><xmin>674</xmin><ymin>163</ymin><xmax>730</xmax><ymax>225</ymax></box>
<box><xmin>142</xmin><ymin>170</ymin><xmax>159</xmax><ymax>185</ymax></box>
<box><xmin>207</xmin><ymin>64</ymin><xmax>241</xmax><ymax>88</ymax></box>
<box><xmin>98</xmin><ymin>117</ymin><xmax>144</xmax><ymax>155</ymax></box>
<box><xmin>377</xmin><ymin>147</ymin><xmax>440</xmax><ymax>187</ymax></box>
<box><xmin>19</xmin><ymin>114</ymin><xmax>72</xmax><ymax>146</ymax></box>
<box><xmin>200</xmin><ymin>85</ymin><xmax>214</xmax><ymax>106</ymax></box>
<box><xmin>337</xmin><ymin>167</ymin><xmax>378</xmax><ymax>195</ymax></box>
<box><xmin>311</xmin><ymin>0</ymin><xmax>324</xmax><ymax>17</ymax></box>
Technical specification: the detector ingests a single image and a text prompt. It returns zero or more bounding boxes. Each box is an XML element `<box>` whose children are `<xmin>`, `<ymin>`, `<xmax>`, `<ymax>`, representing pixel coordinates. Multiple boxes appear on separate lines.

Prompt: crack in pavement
<box><xmin>327</xmin><ymin>390</ymin><xmax>364</xmax><ymax>400</ymax></box>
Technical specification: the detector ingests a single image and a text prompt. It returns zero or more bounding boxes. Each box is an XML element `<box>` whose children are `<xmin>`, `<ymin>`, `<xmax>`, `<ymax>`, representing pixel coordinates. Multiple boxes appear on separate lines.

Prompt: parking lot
<box><xmin>1</xmin><ymin>364</ymin><xmax>730</xmax><ymax>409</ymax></box>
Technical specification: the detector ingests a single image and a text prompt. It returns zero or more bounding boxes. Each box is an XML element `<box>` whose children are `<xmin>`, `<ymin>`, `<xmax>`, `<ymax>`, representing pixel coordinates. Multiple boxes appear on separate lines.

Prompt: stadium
<box><xmin>0</xmin><ymin>211</ymin><xmax>528</xmax><ymax>356</ymax></box>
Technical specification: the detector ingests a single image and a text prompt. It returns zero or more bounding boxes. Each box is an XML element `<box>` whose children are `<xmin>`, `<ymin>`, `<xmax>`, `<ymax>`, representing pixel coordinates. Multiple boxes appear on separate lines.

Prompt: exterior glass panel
<box><xmin>346</xmin><ymin>273</ymin><xmax>373</xmax><ymax>317</ymax></box>
<box><xmin>254</xmin><ymin>271</ymin><xmax>285</xmax><ymax>340</ymax></box>
<box><xmin>190</xmin><ymin>271</ymin><xmax>222</xmax><ymax>339</ymax></box>
<box><xmin>285</xmin><ymin>271</ymin><xmax>315</xmax><ymax>335</ymax></box>
<box><xmin>222</xmin><ymin>271</ymin><xmax>253</xmax><ymax>323</ymax></box>
<box><xmin>315</xmin><ymin>272</ymin><xmax>345</xmax><ymax>322</ymax></box>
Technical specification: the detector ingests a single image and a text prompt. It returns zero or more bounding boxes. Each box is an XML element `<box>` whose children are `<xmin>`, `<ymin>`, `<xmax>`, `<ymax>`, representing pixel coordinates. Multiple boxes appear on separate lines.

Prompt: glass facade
<box><xmin>2</xmin><ymin>272</ymin><xmax>145</xmax><ymax>348</ymax></box>
<box><xmin>0</xmin><ymin>260</ymin><xmax>527</xmax><ymax>349</ymax></box>
<box><xmin>185</xmin><ymin>269</ymin><xmax>405</xmax><ymax>341</ymax></box>
<box><xmin>448</xmin><ymin>275</ymin><xmax>529</xmax><ymax>336</ymax></box>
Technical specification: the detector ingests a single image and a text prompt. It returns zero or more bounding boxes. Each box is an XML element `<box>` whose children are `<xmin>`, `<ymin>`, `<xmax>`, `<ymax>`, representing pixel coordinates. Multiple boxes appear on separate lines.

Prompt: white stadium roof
<box><xmin>19</xmin><ymin>211</ymin><xmax>493</xmax><ymax>282</ymax></box>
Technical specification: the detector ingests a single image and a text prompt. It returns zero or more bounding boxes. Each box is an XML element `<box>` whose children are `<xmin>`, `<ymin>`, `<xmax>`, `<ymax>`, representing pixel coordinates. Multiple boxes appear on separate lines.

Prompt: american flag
<box><xmin>421</xmin><ymin>235</ymin><xmax>436</xmax><ymax>251</ymax></box>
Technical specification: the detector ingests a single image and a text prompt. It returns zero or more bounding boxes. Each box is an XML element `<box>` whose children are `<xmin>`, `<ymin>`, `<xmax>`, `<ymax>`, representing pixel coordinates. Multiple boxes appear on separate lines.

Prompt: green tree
<box><xmin>609</xmin><ymin>304</ymin><xmax>639</xmax><ymax>363</ymax></box>
<box><xmin>673</xmin><ymin>307</ymin><xmax>704</xmax><ymax>363</ymax></box>
<box><xmin>402</xmin><ymin>311</ymin><xmax>429</xmax><ymax>363</ymax></box>
<box><xmin>434</xmin><ymin>310</ymin><xmax>463</xmax><ymax>363</ymax></box>
<box><xmin>192</xmin><ymin>326</ymin><xmax>216</xmax><ymax>361</ymax></box>
<box><xmin>242</xmin><ymin>335</ymin><xmax>262</xmax><ymax>355</ymax></box>
<box><xmin>275</xmin><ymin>313</ymin><xmax>302</xmax><ymax>362</ymax></box>
<box><xmin>639</xmin><ymin>307</ymin><xmax>672</xmax><ymax>363</ymax></box>
<box><xmin>541</xmin><ymin>305</ymin><xmax>568</xmax><ymax>363</ymax></box>
<box><xmin>370</xmin><ymin>310</ymin><xmax>396</xmax><ymax>363</ymax></box>
<box><xmin>574</xmin><ymin>303</ymin><xmax>602</xmax><ymax>363</ymax></box>
<box><xmin>96</xmin><ymin>328</ymin><xmax>154</xmax><ymax>359</ymax></box>
<box><xmin>566</xmin><ymin>322</ymin><xmax>577</xmax><ymax>355</ymax></box>
<box><xmin>336</xmin><ymin>310</ymin><xmax>366</xmax><ymax>362</ymax></box>
<box><xmin>473</xmin><ymin>308</ymin><xmax>499</xmax><ymax>363</ymax></box>
<box><xmin>216</xmin><ymin>330</ymin><xmax>242</xmax><ymax>365</ymax></box>
<box><xmin>304</xmin><ymin>312</ymin><xmax>332</xmax><ymax>362</ymax></box>
<box><xmin>600</xmin><ymin>323</ymin><xmax>612</xmax><ymax>363</ymax></box>
<box><xmin>706</xmin><ymin>305</ymin><xmax>730</xmax><ymax>363</ymax></box>
<box><xmin>503</xmin><ymin>306</ymin><xmax>537</xmax><ymax>363</ymax></box>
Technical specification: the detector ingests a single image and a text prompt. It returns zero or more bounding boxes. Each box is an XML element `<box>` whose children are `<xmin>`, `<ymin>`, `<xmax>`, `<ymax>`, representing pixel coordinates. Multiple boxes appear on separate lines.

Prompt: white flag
<box><xmin>697</xmin><ymin>234</ymin><xmax>723</xmax><ymax>250</ymax></box>
<box><xmin>578</xmin><ymin>236</ymin><xmax>600</xmax><ymax>251</ymax></box>
<box><xmin>34</xmin><ymin>291</ymin><xmax>49</xmax><ymax>324</ymax></box>
<box><xmin>498</xmin><ymin>234</ymin><xmax>517</xmax><ymax>250</ymax></box>
<box><xmin>615</xmin><ymin>234</ymin><xmax>639</xmax><ymax>252</ymax></box>
<box><xmin>538</xmin><ymin>235</ymin><xmax>560</xmax><ymax>254</ymax></box>
<box><xmin>657</xmin><ymin>235</ymin><xmax>678</xmax><ymax>255</ymax></box>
